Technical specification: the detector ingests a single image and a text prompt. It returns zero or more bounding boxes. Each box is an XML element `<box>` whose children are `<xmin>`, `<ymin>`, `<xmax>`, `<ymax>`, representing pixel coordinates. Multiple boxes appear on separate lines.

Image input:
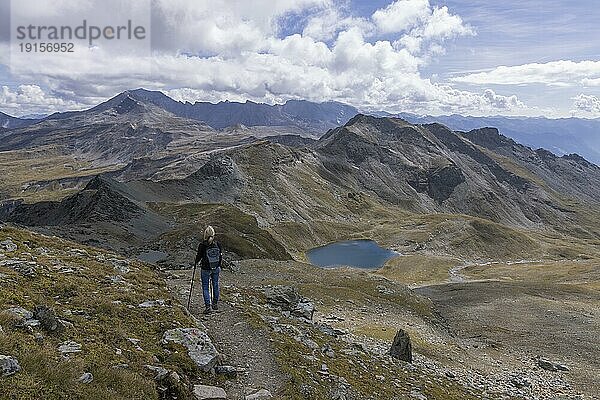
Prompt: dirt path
<box><xmin>167</xmin><ymin>270</ymin><xmax>287</xmax><ymax>399</ymax></box>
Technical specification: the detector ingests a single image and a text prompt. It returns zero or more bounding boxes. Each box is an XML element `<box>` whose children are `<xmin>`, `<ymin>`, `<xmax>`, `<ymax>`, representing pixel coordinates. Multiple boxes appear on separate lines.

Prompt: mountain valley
<box><xmin>1</xmin><ymin>90</ymin><xmax>599</xmax><ymax>399</ymax></box>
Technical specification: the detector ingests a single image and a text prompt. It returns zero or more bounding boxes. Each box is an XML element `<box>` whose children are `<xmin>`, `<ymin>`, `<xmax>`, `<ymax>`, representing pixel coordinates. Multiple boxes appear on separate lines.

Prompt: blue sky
<box><xmin>1</xmin><ymin>0</ymin><xmax>599</xmax><ymax>117</ymax></box>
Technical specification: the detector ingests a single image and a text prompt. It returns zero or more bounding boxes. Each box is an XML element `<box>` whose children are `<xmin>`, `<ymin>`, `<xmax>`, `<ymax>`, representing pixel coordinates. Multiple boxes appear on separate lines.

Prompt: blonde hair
<box><xmin>203</xmin><ymin>225</ymin><xmax>215</xmax><ymax>243</ymax></box>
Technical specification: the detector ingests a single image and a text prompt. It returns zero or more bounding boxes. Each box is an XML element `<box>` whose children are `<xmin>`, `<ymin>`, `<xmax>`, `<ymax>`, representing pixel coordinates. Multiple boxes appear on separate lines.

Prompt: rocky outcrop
<box><xmin>0</xmin><ymin>239</ymin><xmax>17</xmax><ymax>252</ymax></box>
<box><xmin>388</xmin><ymin>329</ymin><xmax>412</xmax><ymax>363</ymax></box>
<box><xmin>58</xmin><ymin>340</ymin><xmax>82</xmax><ymax>355</ymax></box>
<box><xmin>265</xmin><ymin>286</ymin><xmax>300</xmax><ymax>311</ymax></box>
<box><xmin>0</xmin><ymin>355</ymin><xmax>21</xmax><ymax>376</ymax></box>
<box><xmin>408</xmin><ymin>164</ymin><xmax>465</xmax><ymax>203</ymax></box>
<box><xmin>162</xmin><ymin>328</ymin><xmax>219</xmax><ymax>372</ymax></box>
<box><xmin>291</xmin><ymin>299</ymin><xmax>315</xmax><ymax>321</ymax></box>
<box><xmin>0</xmin><ymin>260</ymin><xmax>37</xmax><ymax>276</ymax></box>
<box><xmin>265</xmin><ymin>285</ymin><xmax>315</xmax><ymax>322</ymax></box>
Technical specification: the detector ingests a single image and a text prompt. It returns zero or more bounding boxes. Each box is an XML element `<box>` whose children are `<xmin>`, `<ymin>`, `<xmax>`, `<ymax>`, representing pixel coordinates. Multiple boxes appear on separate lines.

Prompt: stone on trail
<box><xmin>162</xmin><ymin>328</ymin><xmax>219</xmax><ymax>372</ymax></box>
<box><xmin>215</xmin><ymin>364</ymin><xmax>245</xmax><ymax>378</ymax></box>
<box><xmin>0</xmin><ymin>355</ymin><xmax>20</xmax><ymax>376</ymax></box>
<box><xmin>388</xmin><ymin>329</ymin><xmax>412</xmax><ymax>363</ymax></box>
<box><xmin>193</xmin><ymin>384</ymin><xmax>227</xmax><ymax>400</ymax></box>
<box><xmin>246</xmin><ymin>389</ymin><xmax>273</xmax><ymax>399</ymax></box>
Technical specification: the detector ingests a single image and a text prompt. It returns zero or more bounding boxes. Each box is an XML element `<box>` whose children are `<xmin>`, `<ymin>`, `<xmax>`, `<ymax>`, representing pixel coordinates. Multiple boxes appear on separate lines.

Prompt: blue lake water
<box><xmin>307</xmin><ymin>240</ymin><xmax>398</xmax><ymax>269</ymax></box>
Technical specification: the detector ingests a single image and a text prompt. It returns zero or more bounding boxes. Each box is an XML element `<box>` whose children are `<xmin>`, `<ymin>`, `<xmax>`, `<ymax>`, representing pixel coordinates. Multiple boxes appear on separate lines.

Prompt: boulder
<box><xmin>110</xmin><ymin>258</ymin><xmax>130</xmax><ymax>274</ymax></box>
<box><xmin>77</xmin><ymin>372</ymin><xmax>93</xmax><ymax>384</ymax></box>
<box><xmin>537</xmin><ymin>357</ymin><xmax>569</xmax><ymax>372</ymax></box>
<box><xmin>291</xmin><ymin>300</ymin><xmax>315</xmax><ymax>321</ymax></box>
<box><xmin>193</xmin><ymin>384</ymin><xmax>227</xmax><ymax>400</ymax></box>
<box><xmin>388</xmin><ymin>329</ymin><xmax>412</xmax><ymax>363</ymax></box>
<box><xmin>145</xmin><ymin>364</ymin><xmax>169</xmax><ymax>380</ymax></box>
<box><xmin>3</xmin><ymin>306</ymin><xmax>33</xmax><ymax>323</ymax></box>
<box><xmin>0</xmin><ymin>239</ymin><xmax>17</xmax><ymax>252</ymax></box>
<box><xmin>246</xmin><ymin>389</ymin><xmax>273</xmax><ymax>399</ymax></box>
<box><xmin>265</xmin><ymin>286</ymin><xmax>299</xmax><ymax>311</ymax></box>
<box><xmin>0</xmin><ymin>355</ymin><xmax>20</xmax><ymax>376</ymax></box>
<box><xmin>162</xmin><ymin>328</ymin><xmax>219</xmax><ymax>372</ymax></box>
<box><xmin>34</xmin><ymin>305</ymin><xmax>65</xmax><ymax>333</ymax></box>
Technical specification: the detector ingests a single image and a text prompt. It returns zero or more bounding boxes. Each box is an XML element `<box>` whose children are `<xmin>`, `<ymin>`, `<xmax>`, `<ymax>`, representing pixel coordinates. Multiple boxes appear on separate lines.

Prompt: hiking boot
<box><xmin>203</xmin><ymin>306</ymin><xmax>212</xmax><ymax>314</ymax></box>
<box><xmin>212</xmin><ymin>303</ymin><xmax>219</xmax><ymax>311</ymax></box>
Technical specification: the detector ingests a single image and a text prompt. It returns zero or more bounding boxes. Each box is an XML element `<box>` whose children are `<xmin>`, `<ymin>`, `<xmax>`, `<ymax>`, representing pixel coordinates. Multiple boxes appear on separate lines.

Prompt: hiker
<box><xmin>194</xmin><ymin>225</ymin><xmax>223</xmax><ymax>314</ymax></box>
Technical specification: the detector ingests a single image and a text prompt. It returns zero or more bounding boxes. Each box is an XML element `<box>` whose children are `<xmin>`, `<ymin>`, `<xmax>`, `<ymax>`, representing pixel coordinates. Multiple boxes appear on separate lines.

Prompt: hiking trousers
<box><xmin>201</xmin><ymin>267</ymin><xmax>220</xmax><ymax>307</ymax></box>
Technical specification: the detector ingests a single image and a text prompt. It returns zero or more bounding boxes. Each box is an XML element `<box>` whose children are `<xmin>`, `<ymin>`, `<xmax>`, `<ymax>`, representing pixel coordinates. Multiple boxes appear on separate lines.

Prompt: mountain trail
<box><xmin>168</xmin><ymin>270</ymin><xmax>287</xmax><ymax>399</ymax></box>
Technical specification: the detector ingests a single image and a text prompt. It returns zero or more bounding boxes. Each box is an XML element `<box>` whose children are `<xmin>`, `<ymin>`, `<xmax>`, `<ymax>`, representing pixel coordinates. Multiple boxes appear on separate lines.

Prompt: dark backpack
<box><xmin>205</xmin><ymin>242</ymin><xmax>221</xmax><ymax>270</ymax></box>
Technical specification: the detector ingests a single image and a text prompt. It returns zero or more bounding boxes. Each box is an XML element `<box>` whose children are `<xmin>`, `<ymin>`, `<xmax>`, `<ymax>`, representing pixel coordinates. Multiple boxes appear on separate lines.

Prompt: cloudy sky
<box><xmin>0</xmin><ymin>0</ymin><xmax>599</xmax><ymax>118</ymax></box>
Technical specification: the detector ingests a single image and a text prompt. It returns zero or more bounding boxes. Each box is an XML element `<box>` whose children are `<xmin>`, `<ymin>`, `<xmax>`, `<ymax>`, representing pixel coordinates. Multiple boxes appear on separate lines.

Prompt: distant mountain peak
<box><xmin>114</xmin><ymin>94</ymin><xmax>142</xmax><ymax>114</ymax></box>
<box><xmin>461</xmin><ymin>127</ymin><xmax>517</xmax><ymax>150</ymax></box>
<box><xmin>344</xmin><ymin>113</ymin><xmax>411</xmax><ymax>130</ymax></box>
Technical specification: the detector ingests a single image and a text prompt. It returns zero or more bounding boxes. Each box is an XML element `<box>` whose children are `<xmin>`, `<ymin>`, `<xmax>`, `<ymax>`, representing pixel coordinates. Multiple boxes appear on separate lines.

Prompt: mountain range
<box><xmin>2</xmin><ymin>95</ymin><xmax>599</xmax><ymax>259</ymax></box>
<box><xmin>2</xmin><ymin>88</ymin><xmax>599</xmax><ymax>164</ymax></box>
<box><xmin>395</xmin><ymin>112</ymin><xmax>600</xmax><ymax>166</ymax></box>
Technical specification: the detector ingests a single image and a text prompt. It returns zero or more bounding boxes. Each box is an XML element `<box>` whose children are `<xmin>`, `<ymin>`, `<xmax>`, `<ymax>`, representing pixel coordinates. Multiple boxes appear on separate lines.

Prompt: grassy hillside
<box><xmin>0</xmin><ymin>225</ymin><xmax>217</xmax><ymax>399</ymax></box>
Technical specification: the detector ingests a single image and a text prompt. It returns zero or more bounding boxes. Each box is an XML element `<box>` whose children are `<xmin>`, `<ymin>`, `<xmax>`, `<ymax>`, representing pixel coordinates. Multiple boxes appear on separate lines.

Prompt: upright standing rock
<box><xmin>388</xmin><ymin>329</ymin><xmax>412</xmax><ymax>363</ymax></box>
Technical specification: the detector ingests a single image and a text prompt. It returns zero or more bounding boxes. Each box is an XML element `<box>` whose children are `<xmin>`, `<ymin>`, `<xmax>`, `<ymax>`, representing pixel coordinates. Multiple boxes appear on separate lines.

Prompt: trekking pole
<box><xmin>187</xmin><ymin>263</ymin><xmax>197</xmax><ymax>309</ymax></box>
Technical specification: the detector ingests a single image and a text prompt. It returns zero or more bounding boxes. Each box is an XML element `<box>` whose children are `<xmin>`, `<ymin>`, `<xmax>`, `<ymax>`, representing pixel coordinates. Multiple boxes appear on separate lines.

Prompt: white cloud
<box><xmin>302</xmin><ymin>8</ymin><xmax>372</xmax><ymax>41</ymax></box>
<box><xmin>582</xmin><ymin>77</ymin><xmax>600</xmax><ymax>87</ymax></box>
<box><xmin>572</xmin><ymin>94</ymin><xmax>600</xmax><ymax>115</ymax></box>
<box><xmin>372</xmin><ymin>0</ymin><xmax>473</xmax><ymax>55</ymax></box>
<box><xmin>452</xmin><ymin>60</ymin><xmax>600</xmax><ymax>86</ymax></box>
<box><xmin>2</xmin><ymin>0</ymin><xmax>518</xmax><ymax>118</ymax></box>
<box><xmin>423</xmin><ymin>6</ymin><xmax>472</xmax><ymax>40</ymax></box>
<box><xmin>0</xmin><ymin>85</ymin><xmax>84</xmax><ymax>115</ymax></box>
<box><xmin>372</xmin><ymin>0</ymin><xmax>430</xmax><ymax>34</ymax></box>
<box><xmin>482</xmin><ymin>88</ymin><xmax>524</xmax><ymax>109</ymax></box>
